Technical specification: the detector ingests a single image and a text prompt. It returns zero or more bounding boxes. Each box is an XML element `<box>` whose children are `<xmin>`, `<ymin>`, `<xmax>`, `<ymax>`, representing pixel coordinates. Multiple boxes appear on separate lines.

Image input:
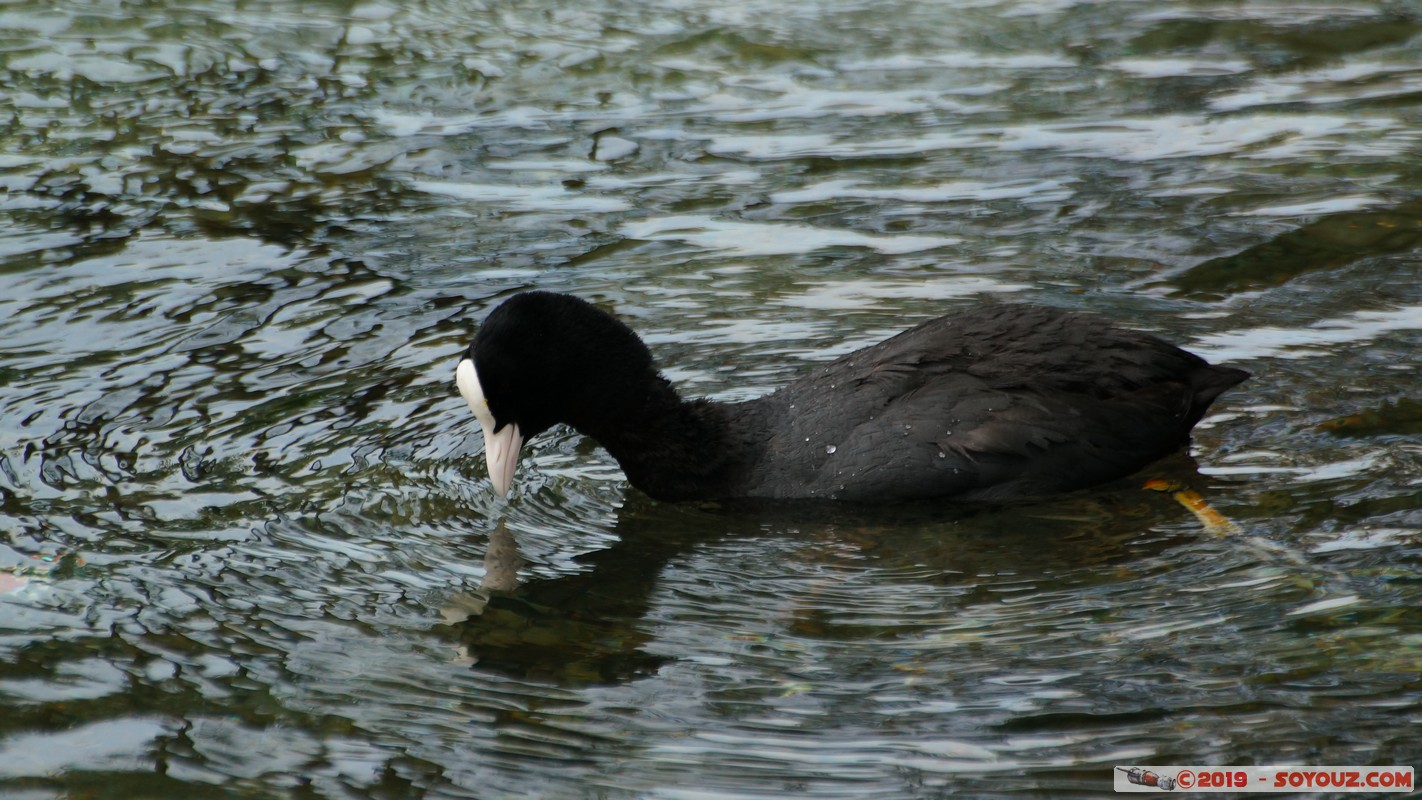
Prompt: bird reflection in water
<box><xmin>439</xmin><ymin>513</ymin><xmax>690</xmax><ymax>685</ymax></box>
<box><xmin>433</xmin><ymin>465</ymin><xmax>1245</xmax><ymax>687</ymax></box>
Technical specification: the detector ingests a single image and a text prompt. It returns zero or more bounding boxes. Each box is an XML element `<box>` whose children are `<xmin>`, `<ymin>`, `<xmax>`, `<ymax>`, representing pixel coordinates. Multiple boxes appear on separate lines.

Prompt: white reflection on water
<box><xmin>773</xmin><ymin>278</ymin><xmax>1029</xmax><ymax>311</ymax></box>
<box><xmin>705</xmin><ymin>131</ymin><xmax>980</xmax><ymax>160</ymax></box>
<box><xmin>1229</xmin><ymin>196</ymin><xmax>1383</xmax><ymax>217</ymax></box>
<box><xmin>701</xmin><ymin>112</ymin><xmax>1407</xmax><ymax>163</ymax></box>
<box><xmin>837</xmin><ymin>52</ymin><xmax>1074</xmax><ymax>71</ymax></box>
<box><xmin>620</xmin><ymin>214</ymin><xmax>960</xmax><ymax>256</ymax></box>
<box><xmin>0</xmin><ymin>718</ymin><xmax>175</xmax><ymax>778</ymax></box>
<box><xmin>1191</xmin><ymin>305</ymin><xmax>1422</xmax><ymax>361</ymax></box>
<box><xmin>8</xmin><ymin>46</ymin><xmax>167</xmax><ymax>84</ymax></box>
<box><xmin>990</xmin><ymin>113</ymin><xmax>1402</xmax><ymax>162</ymax></box>
<box><xmin>410</xmin><ymin>180</ymin><xmax>633</xmax><ymax>213</ymax></box>
<box><xmin>1309</xmin><ymin>527</ymin><xmax>1414</xmax><ymax>554</ymax></box>
<box><xmin>698</xmin><ymin>81</ymin><xmax>975</xmax><ymax>122</ymax></box>
<box><xmin>1107</xmin><ymin>57</ymin><xmax>1252</xmax><ymax>78</ymax></box>
<box><xmin>770</xmin><ymin>178</ymin><xmax>1076</xmax><ymax>206</ymax></box>
<box><xmin>1211</xmin><ymin>62</ymin><xmax>1422</xmax><ymax>112</ymax></box>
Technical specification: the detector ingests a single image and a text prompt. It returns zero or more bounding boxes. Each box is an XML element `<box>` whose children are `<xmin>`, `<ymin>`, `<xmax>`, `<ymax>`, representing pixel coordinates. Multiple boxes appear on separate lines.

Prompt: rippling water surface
<box><xmin>3</xmin><ymin>0</ymin><xmax>1421</xmax><ymax>797</ymax></box>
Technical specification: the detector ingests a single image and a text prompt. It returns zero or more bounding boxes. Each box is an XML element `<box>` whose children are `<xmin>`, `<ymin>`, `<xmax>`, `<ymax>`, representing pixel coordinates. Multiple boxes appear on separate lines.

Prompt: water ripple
<box><xmin>3</xmin><ymin>0</ymin><xmax>1421</xmax><ymax>797</ymax></box>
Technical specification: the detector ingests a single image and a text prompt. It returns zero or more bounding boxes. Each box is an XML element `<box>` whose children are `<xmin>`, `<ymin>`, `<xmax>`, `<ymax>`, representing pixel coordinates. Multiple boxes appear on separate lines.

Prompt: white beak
<box><xmin>456</xmin><ymin>358</ymin><xmax>524</xmax><ymax>498</ymax></box>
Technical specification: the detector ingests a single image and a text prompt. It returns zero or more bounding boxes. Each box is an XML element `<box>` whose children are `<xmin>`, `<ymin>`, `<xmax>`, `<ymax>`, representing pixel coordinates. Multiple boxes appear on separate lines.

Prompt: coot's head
<box><xmin>455</xmin><ymin>291</ymin><xmax>656</xmax><ymax>497</ymax></box>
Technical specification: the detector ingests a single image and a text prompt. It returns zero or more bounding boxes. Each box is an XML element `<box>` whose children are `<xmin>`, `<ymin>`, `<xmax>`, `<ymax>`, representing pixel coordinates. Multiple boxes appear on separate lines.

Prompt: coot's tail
<box><xmin>1187</xmin><ymin>363</ymin><xmax>1250</xmax><ymax>421</ymax></box>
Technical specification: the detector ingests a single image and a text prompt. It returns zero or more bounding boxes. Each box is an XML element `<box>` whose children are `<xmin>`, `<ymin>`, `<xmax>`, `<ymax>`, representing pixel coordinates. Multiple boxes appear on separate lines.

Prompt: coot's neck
<box><xmin>569</xmin><ymin>376</ymin><xmax>748</xmax><ymax>502</ymax></box>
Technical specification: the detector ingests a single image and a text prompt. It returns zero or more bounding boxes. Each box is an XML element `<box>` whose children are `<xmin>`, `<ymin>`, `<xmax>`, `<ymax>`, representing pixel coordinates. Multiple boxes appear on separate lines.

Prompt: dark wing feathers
<box><xmin>743</xmin><ymin>304</ymin><xmax>1242</xmax><ymax>502</ymax></box>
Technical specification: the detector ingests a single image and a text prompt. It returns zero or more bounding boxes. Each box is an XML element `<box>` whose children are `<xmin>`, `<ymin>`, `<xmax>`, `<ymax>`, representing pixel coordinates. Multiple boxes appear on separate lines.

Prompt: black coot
<box><xmin>456</xmin><ymin>291</ymin><xmax>1248</xmax><ymax>503</ymax></box>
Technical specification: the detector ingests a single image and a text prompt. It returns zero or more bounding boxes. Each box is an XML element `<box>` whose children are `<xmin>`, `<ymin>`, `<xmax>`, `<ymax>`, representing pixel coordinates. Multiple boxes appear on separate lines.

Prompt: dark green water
<box><xmin>2</xmin><ymin>1</ymin><xmax>1421</xmax><ymax>797</ymax></box>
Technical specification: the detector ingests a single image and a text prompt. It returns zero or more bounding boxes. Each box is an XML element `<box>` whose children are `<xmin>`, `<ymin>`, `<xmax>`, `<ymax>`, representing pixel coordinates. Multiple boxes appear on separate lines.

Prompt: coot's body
<box><xmin>456</xmin><ymin>292</ymin><xmax>1248</xmax><ymax>503</ymax></box>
